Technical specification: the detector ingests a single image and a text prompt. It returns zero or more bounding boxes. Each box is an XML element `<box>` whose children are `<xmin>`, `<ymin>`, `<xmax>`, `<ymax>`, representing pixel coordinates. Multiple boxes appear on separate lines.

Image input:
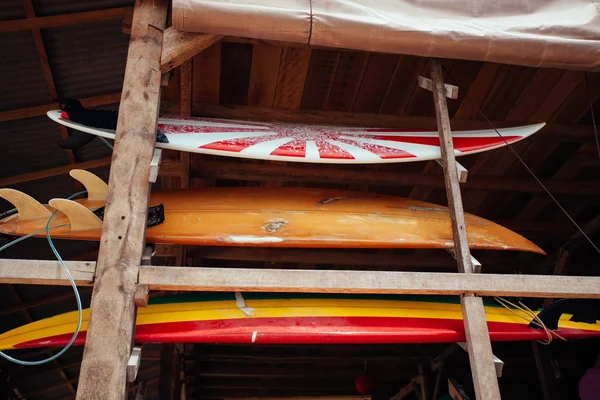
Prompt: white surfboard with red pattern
<box><xmin>47</xmin><ymin>110</ymin><xmax>545</xmax><ymax>164</ymax></box>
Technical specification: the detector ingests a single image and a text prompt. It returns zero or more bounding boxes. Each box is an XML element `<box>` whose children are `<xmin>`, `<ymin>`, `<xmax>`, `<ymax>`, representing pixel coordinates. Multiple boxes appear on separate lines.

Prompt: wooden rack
<box><xmin>1</xmin><ymin>1</ymin><xmax>599</xmax><ymax>399</ymax></box>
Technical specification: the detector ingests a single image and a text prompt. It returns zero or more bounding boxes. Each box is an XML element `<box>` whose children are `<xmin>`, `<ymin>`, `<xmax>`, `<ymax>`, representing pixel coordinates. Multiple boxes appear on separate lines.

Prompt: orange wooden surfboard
<box><xmin>0</xmin><ymin>170</ymin><xmax>544</xmax><ymax>253</ymax></box>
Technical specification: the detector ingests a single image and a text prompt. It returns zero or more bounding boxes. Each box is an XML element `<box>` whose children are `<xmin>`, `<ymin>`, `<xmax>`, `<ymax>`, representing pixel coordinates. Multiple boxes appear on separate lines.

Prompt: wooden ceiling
<box><xmin>1</xmin><ymin>4</ymin><xmax>600</xmax><ymax>400</ymax></box>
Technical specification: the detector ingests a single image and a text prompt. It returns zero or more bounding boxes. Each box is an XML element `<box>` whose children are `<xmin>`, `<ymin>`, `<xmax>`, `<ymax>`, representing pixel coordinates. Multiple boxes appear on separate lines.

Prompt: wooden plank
<box><xmin>247</xmin><ymin>43</ymin><xmax>283</xmax><ymax>107</ymax></box>
<box><xmin>301</xmin><ymin>49</ymin><xmax>341</xmax><ymax>109</ymax></box>
<box><xmin>139</xmin><ymin>266</ymin><xmax>600</xmax><ymax>298</ymax></box>
<box><xmin>454</xmin><ymin>63</ymin><xmax>505</xmax><ymax>119</ymax></box>
<box><xmin>22</xmin><ymin>0</ymin><xmax>76</xmax><ymax>165</ymax></box>
<box><xmin>219</xmin><ymin>42</ymin><xmax>253</xmax><ymax>104</ymax></box>
<box><xmin>352</xmin><ymin>53</ymin><xmax>398</xmax><ymax>113</ymax></box>
<box><xmin>160</xmin><ymin>28</ymin><xmax>222</xmax><ymax>74</ymax></box>
<box><xmin>379</xmin><ymin>55</ymin><xmax>426</xmax><ymax>114</ymax></box>
<box><xmin>0</xmin><ymin>259</ymin><xmax>95</xmax><ymax>286</ymax></box>
<box><xmin>552</xmin><ymin>72</ymin><xmax>600</xmax><ymax>124</ymax></box>
<box><xmin>273</xmin><ymin>47</ymin><xmax>312</xmax><ymax>109</ymax></box>
<box><xmin>505</xmin><ymin>68</ymin><xmax>564</xmax><ymax>122</ymax></box>
<box><xmin>192</xmin><ymin>41</ymin><xmax>221</xmax><ymax>104</ymax></box>
<box><xmin>0</xmin><ymin>7</ymin><xmax>130</xmax><ymax>33</ymax></box>
<box><xmin>190</xmin><ymin>157</ymin><xmax>600</xmax><ymax>196</ymax></box>
<box><xmin>325</xmin><ymin>51</ymin><xmax>369</xmax><ymax>112</ymax></box>
<box><xmin>460</xmin><ymin>296</ymin><xmax>501</xmax><ymax>399</ymax></box>
<box><xmin>417</xmin><ymin>76</ymin><xmax>459</xmax><ymax>99</ymax></box>
<box><xmin>0</xmin><ymin>157</ymin><xmax>111</xmax><ymax>186</ymax></box>
<box><xmin>481</xmin><ymin>65</ymin><xmax>537</xmax><ymax>121</ymax></box>
<box><xmin>445</xmin><ymin>60</ymin><xmax>483</xmax><ymax>118</ymax></box>
<box><xmin>430</xmin><ymin>58</ymin><xmax>499</xmax><ymax>399</ymax></box>
<box><xmin>530</xmin><ymin>70</ymin><xmax>583</xmax><ymax>122</ymax></box>
<box><xmin>75</xmin><ymin>1</ymin><xmax>168</xmax><ymax>399</ymax></box>
<box><xmin>0</xmin><ymin>92</ymin><xmax>121</xmax><ymax>122</ymax></box>
<box><xmin>532</xmin><ymin>342</ymin><xmax>560</xmax><ymax>400</ymax></box>
<box><xmin>4</xmin><ymin>260</ymin><xmax>600</xmax><ymax>298</ymax></box>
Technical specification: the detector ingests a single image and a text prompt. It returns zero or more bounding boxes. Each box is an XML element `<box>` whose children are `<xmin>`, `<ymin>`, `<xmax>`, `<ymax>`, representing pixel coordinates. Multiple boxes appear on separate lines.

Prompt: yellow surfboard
<box><xmin>0</xmin><ymin>169</ymin><xmax>544</xmax><ymax>253</ymax></box>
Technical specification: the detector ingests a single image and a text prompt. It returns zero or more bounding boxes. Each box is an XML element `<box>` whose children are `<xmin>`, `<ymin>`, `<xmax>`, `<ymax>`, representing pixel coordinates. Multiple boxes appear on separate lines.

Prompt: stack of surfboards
<box><xmin>2</xmin><ymin>111</ymin><xmax>594</xmax><ymax>347</ymax></box>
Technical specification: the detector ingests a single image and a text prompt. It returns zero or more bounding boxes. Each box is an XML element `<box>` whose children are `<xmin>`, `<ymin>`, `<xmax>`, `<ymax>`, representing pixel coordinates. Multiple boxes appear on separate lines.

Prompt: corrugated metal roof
<box><xmin>42</xmin><ymin>19</ymin><xmax>129</xmax><ymax>99</ymax></box>
<box><xmin>0</xmin><ymin>116</ymin><xmax>69</xmax><ymax>178</ymax></box>
<box><xmin>0</xmin><ymin>0</ymin><xmax>25</xmax><ymax>21</ymax></box>
<box><xmin>32</xmin><ymin>0</ymin><xmax>133</xmax><ymax>17</ymax></box>
<box><xmin>0</xmin><ymin>31</ymin><xmax>50</xmax><ymax>110</ymax></box>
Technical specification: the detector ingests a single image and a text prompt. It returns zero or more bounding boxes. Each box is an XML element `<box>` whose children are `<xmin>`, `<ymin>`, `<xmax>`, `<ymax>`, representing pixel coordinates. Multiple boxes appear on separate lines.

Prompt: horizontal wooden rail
<box><xmin>1</xmin><ymin>259</ymin><xmax>599</xmax><ymax>298</ymax></box>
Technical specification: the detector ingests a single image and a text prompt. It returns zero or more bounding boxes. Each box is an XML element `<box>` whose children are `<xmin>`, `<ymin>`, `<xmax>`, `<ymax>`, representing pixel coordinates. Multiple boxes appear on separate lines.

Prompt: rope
<box><xmin>494</xmin><ymin>297</ymin><xmax>566</xmax><ymax>345</ymax></box>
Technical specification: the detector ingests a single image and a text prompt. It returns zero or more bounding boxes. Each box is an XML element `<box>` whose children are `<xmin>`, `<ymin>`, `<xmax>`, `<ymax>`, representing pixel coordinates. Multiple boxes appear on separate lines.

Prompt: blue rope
<box><xmin>0</xmin><ymin>190</ymin><xmax>87</xmax><ymax>365</ymax></box>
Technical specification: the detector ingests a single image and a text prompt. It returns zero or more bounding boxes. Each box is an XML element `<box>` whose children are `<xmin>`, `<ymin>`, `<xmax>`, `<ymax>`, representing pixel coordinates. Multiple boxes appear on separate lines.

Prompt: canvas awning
<box><xmin>172</xmin><ymin>0</ymin><xmax>600</xmax><ymax>71</ymax></box>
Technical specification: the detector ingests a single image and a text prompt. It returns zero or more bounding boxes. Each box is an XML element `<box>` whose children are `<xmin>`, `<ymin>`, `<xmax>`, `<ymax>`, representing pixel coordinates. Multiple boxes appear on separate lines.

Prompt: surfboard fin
<box><xmin>69</xmin><ymin>169</ymin><xmax>108</xmax><ymax>201</ymax></box>
<box><xmin>48</xmin><ymin>199</ymin><xmax>103</xmax><ymax>231</ymax></box>
<box><xmin>0</xmin><ymin>189</ymin><xmax>51</xmax><ymax>221</ymax></box>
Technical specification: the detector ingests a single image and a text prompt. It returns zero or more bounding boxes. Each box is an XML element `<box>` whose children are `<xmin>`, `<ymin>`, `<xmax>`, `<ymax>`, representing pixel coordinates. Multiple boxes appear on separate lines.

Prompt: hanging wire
<box><xmin>0</xmin><ymin>190</ymin><xmax>87</xmax><ymax>365</ymax></box>
<box><xmin>98</xmin><ymin>136</ymin><xmax>114</xmax><ymax>150</ymax></box>
<box><xmin>439</xmin><ymin>62</ymin><xmax>600</xmax><ymax>256</ymax></box>
<box><xmin>584</xmin><ymin>71</ymin><xmax>600</xmax><ymax>159</ymax></box>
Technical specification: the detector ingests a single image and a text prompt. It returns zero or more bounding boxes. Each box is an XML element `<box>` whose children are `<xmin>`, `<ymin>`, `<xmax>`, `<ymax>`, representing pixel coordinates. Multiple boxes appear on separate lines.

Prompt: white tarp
<box><xmin>173</xmin><ymin>0</ymin><xmax>600</xmax><ymax>71</ymax></box>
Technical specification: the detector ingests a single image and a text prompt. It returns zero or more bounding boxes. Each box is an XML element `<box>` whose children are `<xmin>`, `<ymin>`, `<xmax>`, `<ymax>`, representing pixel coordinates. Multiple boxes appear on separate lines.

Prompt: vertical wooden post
<box><xmin>76</xmin><ymin>1</ymin><xmax>168</xmax><ymax>399</ymax></box>
<box><xmin>429</xmin><ymin>59</ymin><xmax>501</xmax><ymax>400</ymax></box>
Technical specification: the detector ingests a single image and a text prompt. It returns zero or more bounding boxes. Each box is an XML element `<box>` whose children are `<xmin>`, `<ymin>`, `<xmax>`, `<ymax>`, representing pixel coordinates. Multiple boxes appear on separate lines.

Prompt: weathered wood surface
<box><xmin>430</xmin><ymin>59</ymin><xmax>473</xmax><ymax>274</ymax></box>
<box><xmin>0</xmin><ymin>259</ymin><xmax>95</xmax><ymax>286</ymax></box>
<box><xmin>2</xmin><ymin>260</ymin><xmax>600</xmax><ymax>297</ymax></box>
<box><xmin>139</xmin><ymin>266</ymin><xmax>600</xmax><ymax>298</ymax></box>
<box><xmin>160</xmin><ymin>28</ymin><xmax>222</xmax><ymax>74</ymax></box>
<box><xmin>429</xmin><ymin>58</ymin><xmax>500</xmax><ymax>400</ymax></box>
<box><xmin>75</xmin><ymin>1</ymin><xmax>168</xmax><ymax>399</ymax></box>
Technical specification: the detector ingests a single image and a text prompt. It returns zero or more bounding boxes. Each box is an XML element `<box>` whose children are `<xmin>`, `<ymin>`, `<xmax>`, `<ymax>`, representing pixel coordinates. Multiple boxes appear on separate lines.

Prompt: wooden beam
<box><xmin>159</xmin><ymin>102</ymin><xmax>598</xmax><ymax>142</ymax></box>
<box><xmin>429</xmin><ymin>58</ymin><xmax>499</xmax><ymax>399</ymax></box>
<box><xmin>3</xmin><ymin>261</ymin><xmax>600</xmax><ymax>298</ymax></box>
<box><xmin>0</xmin><ymin>259</ymin><xmax>95</xmax><ymax>286</ymax></box>
<box><xmin>0</xmin><ymin>7</ymin><xmax>131</xmax><ymax>33</ymax></box>
<box><xmin>76</xmin><ymin>1</ymin><xmax>167</xmax><ymax>400</ymax></box>
<box><xmin>532</xmin><ymin>342</ymin><xmax>560</xmax><ymax>400</ymax></box>
<box><xmin>430</xmin><ymin>60</ymin><xmax>472</xmax><ymax>274</ymax></box>
<box><xmin>22</xmin><ymin>0</ymin><xmax>76</xmax><ymax>165</ymax></box>
<box><xmin>139</xmin><ymin>266</ymin><xmax>600</xmax><ymax>298</ymax></box>
<box><xmin>0</xmin><ymin>157</ymin><xmax>111</xmax><ymax>187</ymax></box>
<box><xmin>191</xmin><ymin>158</ymin><xmax>600</xmax><ymax>196</ymax></box>
<box><xmin>160</xmin><ymin>28</ymin><xmax>222</xmax><ymax>74</ymax></box>
<box><xmin>0</xmin><ymin>92</ymin><xmax>121</xmax><ymax>122</ymax></box>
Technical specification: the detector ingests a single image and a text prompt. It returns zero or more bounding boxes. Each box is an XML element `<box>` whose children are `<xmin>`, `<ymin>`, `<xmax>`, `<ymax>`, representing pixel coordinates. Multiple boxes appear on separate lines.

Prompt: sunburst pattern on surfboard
<box><xmin>157</xmin><ymin>116</ymin><xmax>541</xmax><ymax>162</ymax></box>
<box><xmin>47</xmin><ymin>110</ymin><xmax>545</xmax><ymax>164</ymax></box>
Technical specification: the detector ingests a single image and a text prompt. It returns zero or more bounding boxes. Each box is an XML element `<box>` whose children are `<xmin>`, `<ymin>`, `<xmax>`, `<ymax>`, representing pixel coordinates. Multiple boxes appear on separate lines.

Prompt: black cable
<box><xmin>439</xmin><ymin>61</ymin><xmax>600</xmax><ymax>255</ymax></box>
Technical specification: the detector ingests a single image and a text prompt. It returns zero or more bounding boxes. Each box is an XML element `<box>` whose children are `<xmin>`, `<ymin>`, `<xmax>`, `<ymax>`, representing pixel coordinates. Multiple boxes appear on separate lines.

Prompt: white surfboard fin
<box><xmin>0</xmin><ymin>189</ymin><xmax>51</xmax><ymax>220</ymax></box>
<box><xmin>69</xmin><ymin>169</ymin><xmax>108</xmax><ymax>201</ymax></box>
<box><xmin>48</xmin><ymin>198</ymin><xmax>103</xmax><ymax>231</ymax></box>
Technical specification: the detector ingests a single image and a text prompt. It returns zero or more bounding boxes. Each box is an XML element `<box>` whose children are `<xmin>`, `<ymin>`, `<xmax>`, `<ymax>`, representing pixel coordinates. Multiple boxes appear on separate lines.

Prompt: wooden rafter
<box><xmin>190</xmin><ymin>158</ymin><xmax>600</xmax><ymax>196</ymax></box>
<box><xmin>0</xmin><ymin>157</ymin><xmax>111</xmax><ymax>186</ymax></box>
<box><xmin>0</xmin><ymin>92</ymin><xmax>121</xmax><ymax>122</ymax></box>
<box><xmin>22</xmin><ymin>0</ymin><xmax>76</xmax><ymax>167</ymax></box>
<box><xmin>0</xmin><ymin>7</ymin><xmax>131</xmax><ymax>33</ymax></box>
